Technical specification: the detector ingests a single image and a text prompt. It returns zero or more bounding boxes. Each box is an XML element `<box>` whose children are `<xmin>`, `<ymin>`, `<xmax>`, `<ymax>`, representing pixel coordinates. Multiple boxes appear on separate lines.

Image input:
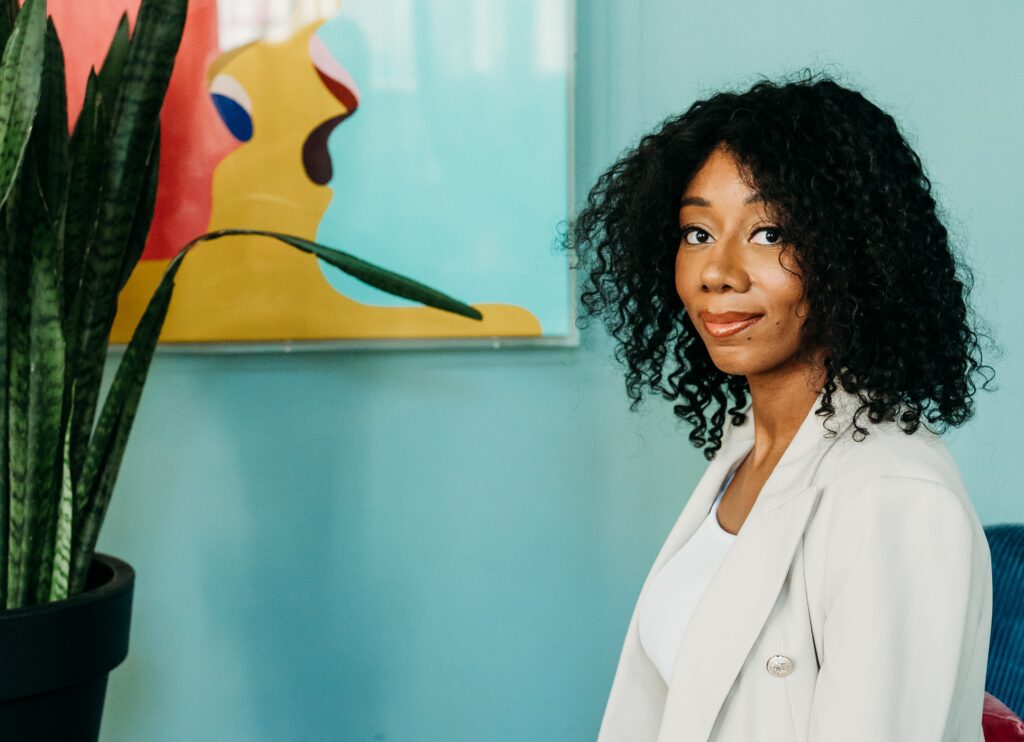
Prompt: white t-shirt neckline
<box><xmin>637</xmin><ymin>460</ymin><xmax>742</xmax><ymax>685</ymax></box>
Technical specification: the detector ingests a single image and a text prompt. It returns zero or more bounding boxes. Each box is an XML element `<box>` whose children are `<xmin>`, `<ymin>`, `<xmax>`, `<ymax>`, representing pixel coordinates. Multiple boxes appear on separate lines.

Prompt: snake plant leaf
<box><xmin>69</xmin><ymin>232</ymin><xmax>481</xmax><ymax>592</ymax></box>
<box><xmin>2</xmin><ymin>5</ymin><xmax>63</xmax><ymax>603</ymax></box>
<box><xmin>47</xmin><ymin>387</ymin><xmax>74</xmax><ymax>602</ymax></box>
<box><xmin>77</xmin><ymin>125</ymin><xmax>158</xmax><ymax>545</ymax></box>
<box><xmin>96</xmin><ymin>12</ymin><xmax>129</xmax><ymax>116</ymax></box>
<box><xmin>17</xmin><ymin>17</ymin><xmax>70</xmax><ymax>607</ymax></box>
<box><xmin>0</xmin><ymin>0</ymin><xmax>46</xmax><ymax>210</ymax></box>
<box><xmin>66</xmin><ymin>9</ymin><xmax>131</xmax><ymax>329</ymax></box>
<box><xmin>3</xmin><ymin>150</ymin><xmax>37</xmax><ymax>608</ymax></box>
<box><xmin>67</xmin><ymin>0</ymin><xmax>186</xmax><ymax>525</ymax></box>
<box><xmin>64</xmin><ymin>71</ymin><xmax>101</xmax><ymax>343</ymax></box>
<box><xmin>0</xmin><ymin>0</ymin><xmax>16</xmax><ymax>604</ymax></box>
<box><xmin>3</xmin><ymin>149</ymin><xmax>63</xmax><ymax>608</ymax></box>
<box><xmin>70</xmin><ymin>258</ymin><xmax>182</xmax><ymax>595</ymax></box>
<box><xmin>0</xmin><ymin>0</ymin><xmax>15</xmax><ymax>63</ymax></box>
<box><xmin>0</xmin><ymin>218</ymin><xmax>7</xmax><ymax>604</ymax></box>
<box><xmin>3</xmin><ymin>68</ymin><xmax>68</xmax><ymax>606</ymax></box>
<box><xmin>186</xmin><ymin>229</ymin><xmax>485</xmax><ymax>321</ymax></box>
<box><xmin>66</xmin><ymin>13</ymin><xmax>128</xmax><ymax>305</ymax></box>
<box><xmin>117</xmin><ymin>120</ymin><xmax>160</xmax><ymax>292</ymax></box>
<box><xmin>281</xmin><ymin>232</ymin><xmax>483</xmax><ymax>320</ymax></box>
<box><xmin>32</xmin><ymin>17</ymin><xmax>68</xmax><ymax>231</ymax></box>
<box><xmin>63</xmin><ymin>72</ymin><xmax>103</xmax><ymax>488</ymax></box>
<box><xmin>25</xmin><ymin>215</ymin><xmax>65</xmax><ymax>607</ymax></box>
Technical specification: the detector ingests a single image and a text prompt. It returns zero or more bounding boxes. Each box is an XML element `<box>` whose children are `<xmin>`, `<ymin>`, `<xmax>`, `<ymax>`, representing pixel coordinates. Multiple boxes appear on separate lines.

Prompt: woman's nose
<box><xmin>700</xmin><ymin>237</ymin><xmax>750</xmax><ymax>292</ymax></box>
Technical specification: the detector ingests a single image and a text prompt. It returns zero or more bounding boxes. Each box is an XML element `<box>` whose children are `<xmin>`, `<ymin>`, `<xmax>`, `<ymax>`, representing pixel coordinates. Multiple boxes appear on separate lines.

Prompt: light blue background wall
<box><xmin>99</xmin><ymin>1</ymin><xmax>1024</xmax><ymax>739</ymax></box>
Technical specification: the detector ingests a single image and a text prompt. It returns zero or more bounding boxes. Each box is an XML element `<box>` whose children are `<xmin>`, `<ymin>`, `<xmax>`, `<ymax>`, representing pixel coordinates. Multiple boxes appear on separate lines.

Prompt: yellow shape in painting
<box><xmin>111</xmin><ymin>20</ymin><xmax>541</xmax><ymax>343</ymax></box>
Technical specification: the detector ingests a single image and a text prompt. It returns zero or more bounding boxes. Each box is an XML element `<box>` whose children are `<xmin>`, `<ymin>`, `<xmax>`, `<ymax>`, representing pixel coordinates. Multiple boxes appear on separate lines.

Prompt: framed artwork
<box><xmin>51</xmin><ymin>0</ymin><xmax>576</xmax><ymax>351</ymax></box>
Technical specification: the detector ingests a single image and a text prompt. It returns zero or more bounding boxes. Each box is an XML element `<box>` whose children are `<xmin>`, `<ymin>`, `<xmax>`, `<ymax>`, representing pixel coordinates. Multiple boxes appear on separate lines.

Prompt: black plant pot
<box><xmin>0</xmin><ymin>553</ymin><xmax>135</xmax><ymax>742</ymax></box>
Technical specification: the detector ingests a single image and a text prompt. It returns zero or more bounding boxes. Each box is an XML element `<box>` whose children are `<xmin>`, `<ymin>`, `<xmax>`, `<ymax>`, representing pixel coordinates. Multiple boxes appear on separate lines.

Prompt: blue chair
<box><xmin>985</xmin><ymin>524</ymin><xmax>1024</xmax><ymax>718</ymax></box>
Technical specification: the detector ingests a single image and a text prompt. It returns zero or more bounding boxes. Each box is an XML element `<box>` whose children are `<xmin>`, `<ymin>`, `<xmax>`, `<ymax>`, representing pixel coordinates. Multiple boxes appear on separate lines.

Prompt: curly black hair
<box><xmin>564</xmin><ymin>70</ymin><xmax>997</xmax><ymax>460</ymax></box>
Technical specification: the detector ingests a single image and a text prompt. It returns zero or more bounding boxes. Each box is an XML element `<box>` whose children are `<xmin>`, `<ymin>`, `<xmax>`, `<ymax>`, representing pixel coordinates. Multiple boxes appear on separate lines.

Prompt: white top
<box><xmin>638</xmin><ymin>461</ymin><xmax>741</xmax><ymax>686</ymax></box>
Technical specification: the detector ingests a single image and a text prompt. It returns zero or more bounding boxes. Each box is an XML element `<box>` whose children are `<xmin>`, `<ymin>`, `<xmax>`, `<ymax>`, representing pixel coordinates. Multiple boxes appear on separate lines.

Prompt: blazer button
<box><xmin>766</xmin><ymin>654</ymin><xmax>794</xmax><ymax>677</ymax></box>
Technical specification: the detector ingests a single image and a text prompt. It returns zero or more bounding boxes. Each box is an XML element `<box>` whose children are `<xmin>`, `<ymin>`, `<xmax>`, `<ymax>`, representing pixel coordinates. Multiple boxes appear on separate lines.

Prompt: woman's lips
<box><xmin>701</xmin><ymin>314</ymin><xmax>764</xmax><ymax>338</ymax></box>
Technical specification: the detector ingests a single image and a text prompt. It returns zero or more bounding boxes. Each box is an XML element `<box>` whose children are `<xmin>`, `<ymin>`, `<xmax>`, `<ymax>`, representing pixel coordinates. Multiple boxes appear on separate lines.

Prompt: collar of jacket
<box><xmin>598</xmin><ymin>382</ymin><xmax>866</xmax><ymax>742</ymax></box>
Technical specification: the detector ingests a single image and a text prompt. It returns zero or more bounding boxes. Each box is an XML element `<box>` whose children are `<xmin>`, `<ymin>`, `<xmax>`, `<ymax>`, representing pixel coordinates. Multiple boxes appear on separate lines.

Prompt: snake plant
<box><xmin>0</xmin><ymin>0</ymin><xmax>481</xmax><ymax>610</ymax></box>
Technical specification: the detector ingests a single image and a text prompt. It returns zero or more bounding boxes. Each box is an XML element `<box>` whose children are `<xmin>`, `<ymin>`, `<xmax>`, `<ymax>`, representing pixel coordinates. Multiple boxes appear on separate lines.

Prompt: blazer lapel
<box><xmin>654</xmin><ymin>386</ymin><xmax>862</xmax><ymax>741</ymax></box>
<box><xmin>596</xmin><ymin>425</ymin><xmax>757</xmax><ymax>741</ymax></box>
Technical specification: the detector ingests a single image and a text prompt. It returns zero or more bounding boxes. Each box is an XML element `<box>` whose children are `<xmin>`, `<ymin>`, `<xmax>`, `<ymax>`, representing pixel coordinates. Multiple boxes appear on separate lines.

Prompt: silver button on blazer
<box><xmin>596</xmin><ymin>385</ymin><xmax>993</xmax><ymax>742</ymax></box>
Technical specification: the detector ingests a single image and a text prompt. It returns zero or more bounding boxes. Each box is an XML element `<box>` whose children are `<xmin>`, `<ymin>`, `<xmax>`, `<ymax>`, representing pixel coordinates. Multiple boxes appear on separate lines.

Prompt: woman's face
<box><xmin>674</xmin><ymin>145</ymin><xmax>811</xmax><ymax>379</ymax></box>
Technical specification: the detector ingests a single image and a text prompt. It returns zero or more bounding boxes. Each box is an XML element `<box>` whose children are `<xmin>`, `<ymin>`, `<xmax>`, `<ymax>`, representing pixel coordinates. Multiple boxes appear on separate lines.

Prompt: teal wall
<box><xmin>99</xmin><ymin>1</ymin><xmax>1024</xmax><ymax>740</ymax></box>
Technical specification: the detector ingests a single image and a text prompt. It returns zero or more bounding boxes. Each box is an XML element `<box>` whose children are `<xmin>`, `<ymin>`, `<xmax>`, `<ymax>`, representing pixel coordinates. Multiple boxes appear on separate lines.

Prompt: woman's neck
<box><xmin>745</xmin><ymin>353</ymin><xmax>827</xmax><ymax>465</ymax></box>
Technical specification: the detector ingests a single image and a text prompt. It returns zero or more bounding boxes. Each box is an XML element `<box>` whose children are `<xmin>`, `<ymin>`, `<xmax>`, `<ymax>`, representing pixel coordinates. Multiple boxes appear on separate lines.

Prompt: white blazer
<box><xmin>597</xmin><ymin>384</ymin><xmax>993</xmax><ymax>742</ymax></box>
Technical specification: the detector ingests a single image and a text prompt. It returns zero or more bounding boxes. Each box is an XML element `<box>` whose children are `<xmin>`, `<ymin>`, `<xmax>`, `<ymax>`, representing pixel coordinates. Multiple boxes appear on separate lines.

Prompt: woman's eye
<box><xmin>680</xmin><ymin>227</ymin><xmax>713</xmax><ymax>245</ymax></box>
<box><xmin>751</xmin><ymin>227</ymin><xmax>783</xmax><ymax>245</ymax></box>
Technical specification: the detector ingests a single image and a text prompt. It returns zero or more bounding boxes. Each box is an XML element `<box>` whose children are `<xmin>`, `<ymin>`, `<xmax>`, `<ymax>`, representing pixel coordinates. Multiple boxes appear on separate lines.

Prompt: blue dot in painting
<box><xmin>211</xmin><ymin>93</ymin><xmax>253</xmax><ymax>142</ymax></box>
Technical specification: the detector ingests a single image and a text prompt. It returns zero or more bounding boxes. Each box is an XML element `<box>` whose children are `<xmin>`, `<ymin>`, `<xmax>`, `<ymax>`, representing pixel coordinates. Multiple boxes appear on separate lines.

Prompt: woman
<box><xmin>568</xmin><ymin>73</ymin><xmax>998</xmax><ymax>742</ymax></box>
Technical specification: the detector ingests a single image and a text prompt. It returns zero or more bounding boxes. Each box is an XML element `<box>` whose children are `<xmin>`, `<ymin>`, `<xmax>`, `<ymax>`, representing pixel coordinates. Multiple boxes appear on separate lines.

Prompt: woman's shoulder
<box><xmin>807</xmin><ymin>416</ymin><xmax>989</xmax><ymax>602</ymax></box>
<box><xmin>829</xmin><ymin>414</ymin><xmax>958</xmax><ymax>478</ymax></box>
<box><xmin>815</xmin><ymin>413</ymin><xmax>975</xmax><ymax>522</ymax></box>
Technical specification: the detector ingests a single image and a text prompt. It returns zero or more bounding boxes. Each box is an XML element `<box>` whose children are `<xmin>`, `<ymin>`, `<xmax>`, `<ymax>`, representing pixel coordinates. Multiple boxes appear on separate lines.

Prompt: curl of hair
<box><xmin>562</xmin><ymin>70</ymin><xmax>997</xmax><ymax>460</ymax></box>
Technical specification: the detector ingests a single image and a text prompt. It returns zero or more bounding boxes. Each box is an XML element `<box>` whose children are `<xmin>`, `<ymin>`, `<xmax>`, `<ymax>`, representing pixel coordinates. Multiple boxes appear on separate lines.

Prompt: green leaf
<box><xmin>47</xmin><ymin>388</ymin><xmax>75</xmax><ymax>602</ymax></box>
<box><xmin>8</xmin><ymin>11</ymin><xmax>70</xmax><ymax>607</ymax></box>
<box><xmin>24</xmin><ymin>215</ymin><xmax>65</xmax><ymax>607</ymax></box>
<box><xmin>0</xmin><ymin>220</ymin><xmax>7</xmax><ymax>606</ymax></box>
<box><xmin>32</xmin><ymin>17</ymin><xmax>68</xmax><ymax>229</ymax></box>
<box><xmin>4</xmin><ymin>147</ymin><xmax>35</xmax><ymax>608</ymax></box>
<box><xmin>33</xmin><ymin>20</ymin><xmax>72</xmax><ymax>603</ymax></box>
<box><xmin>3</xmin><ymin>9</ymin><xmax>70</xmax><ymax>603</ymax></box>
<box><xmin>66</xmin><ymin>0</ymin><xmax>186</xmax><ymax>550</ymax></box>
<box><xmin>187</xmin><ymin>230</ymin><xmax>485</xmax><ymax>321</ymax></box>
<box><xmin>64</xmin><ymin>71</ymin><xmax>101</xmax><ymax>339</ymax></box>
<box><xmin>0</xmin><ymin>0</ymin><xmax>16</xmax><ymax>599</ymax></box>
<box><xmin>68</xmin><ymin>230</ymin><xmax>481</xmax><ymax>592</ymax></box>
<box><xmin>0</xmin><ymin>0</ymin><xmax>46</xmax><ymax>210</ymax></box>
<box><xmin>63</xmin><ymin>72</ymin><xmax>103</xmax><ymax>489</ymax></box>
<box><xmin>0</xmin><ymin>0</ymin><xmax>48</xmax><ymax>609</ymax></box>
<box><xmin>96</xmin><ymin>12</ymin><xmax>129</xmax><ymax>115</ymax></box>
<box><xmin>0</xmin><ymin>0</ymin><xmax>16</xmax><ymax>60</ymax></box>
<box><xmin>3</xmin><ymin>163</ymin><xmax>63</xmax><ymax>608</ymax></box>
<box><xmin>117</xmin><ymin>120</ymin><xmax>160</xmax><ymax>292</ymax></box>
<box><xmin>70</xmin><ymin>259</ymin><xmax>181</xmax><ymax>595</ymax></box>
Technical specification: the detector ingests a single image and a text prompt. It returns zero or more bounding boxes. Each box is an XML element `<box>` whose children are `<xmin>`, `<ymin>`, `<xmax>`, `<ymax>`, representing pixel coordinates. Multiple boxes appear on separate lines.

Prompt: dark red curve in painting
<box><xmin>302</xmin><ymin>112</ymin><xmax>353</xmax><ymax>185</ymax></box>
<box><xmin>302</xmin><ymin>33</ymin><xmax>362</xmax><ymax>185</ymax></box>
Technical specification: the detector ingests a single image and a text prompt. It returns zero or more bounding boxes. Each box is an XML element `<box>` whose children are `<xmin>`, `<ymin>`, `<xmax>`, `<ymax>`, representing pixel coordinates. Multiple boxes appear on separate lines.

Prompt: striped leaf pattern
<box><xmin>66</xmin><ymin>0</ymin><xmax>186</xmax><ymax>549</ymax></box>
<box><xmin>33</xmin><ymin>17</ymin><xmax>68</xmax><ymax>229</ymax></box>
<box><xmin>69</xmin><ymin>259</ymin><xmax>181</xmax><ymax>595</ymax></box>
<box><xmin>13</xmin><ymin>22</ymin><xmax>67</xmax><ymax>607</ymax></box>
<box><xmin>3</xmin><ymin>0</ymin><xmax>69</xmax><ymax>609</ymax></box>
<box><xmin>0</xmin><ymin>0</ymin><xmax>17</xmax><ymax>604</ymax></box>
<box><xmin>0</xmin><ymin>2</ymin><xmax>14</xmax><ymax>52</ymax></box>
<box><xmin>48</xmin><ymin>390</ymin><xmax>74</xmax><ymax>602</ymax></box>
<box><xmin>3</xmin><ymin>129</ymin><xmax>38</xmax><ymax>608</ymax></box>
<box><xmin>63</xmin><ymin>70</ymin><xmax>102</xmax><ymax>487</ymax></box>
<box><xmin>25</xmin><ymin>216</ymin><xmax>65</xmax><ymax>605</ymax></box>
<box><xmin>5</xmin><ymin>24</ymin><xmax>70</xmax><ymax>601</ymax></box>
<box><xmin>117</xmin><ymin>120</ymin><xmax>159</xmax><ymax>293</ymax></box>
<box><xmin>0</xmin><ymin>0</ymin><xmax>43</xmax><ymax>209</ymax></box>
<box><xmin>96</xmin><ymin>13</ymin><xmax>129</xmax><ymax>114</ymax></box>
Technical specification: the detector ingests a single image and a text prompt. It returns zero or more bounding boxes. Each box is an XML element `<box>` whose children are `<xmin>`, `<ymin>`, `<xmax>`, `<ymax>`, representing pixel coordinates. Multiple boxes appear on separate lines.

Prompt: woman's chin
<box><xmin>707</xmin><ymin>349</ymin><xmax>818</xmax><ymax>382</ymax></box>
<box><xmin>707</xmin><ymin>356</ymin><xmax>785</xmax><ymax>379</ymax></box>
<box><xmin>705</xmin><ymin>351</ymin><xmax>758</xmax><ymax>377</ymax></box>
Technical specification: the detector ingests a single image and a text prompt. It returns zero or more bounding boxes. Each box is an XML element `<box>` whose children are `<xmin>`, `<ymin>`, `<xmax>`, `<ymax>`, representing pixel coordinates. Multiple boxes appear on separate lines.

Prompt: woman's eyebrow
<box><xmin>679</xmin><ymin>194</ymin><xmax>765</xmax><ymax>207</ymax></box>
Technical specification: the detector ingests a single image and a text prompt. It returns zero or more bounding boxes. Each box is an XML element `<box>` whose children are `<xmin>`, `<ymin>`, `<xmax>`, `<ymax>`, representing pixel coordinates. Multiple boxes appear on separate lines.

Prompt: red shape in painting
<box><xmin>47</xmin><ymin>0</ymin><xmax>238</xmax><ymax>261</ymax></box>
